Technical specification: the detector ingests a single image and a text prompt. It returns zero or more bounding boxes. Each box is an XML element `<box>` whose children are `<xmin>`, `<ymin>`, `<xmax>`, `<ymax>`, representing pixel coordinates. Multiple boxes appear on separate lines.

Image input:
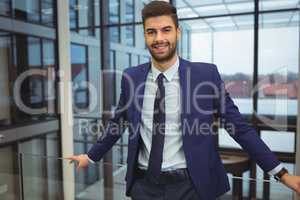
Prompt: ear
<box><xmin>176</xmin><ymin>26</ymin><xmax>181</xmax><ymax>40</ymax></box>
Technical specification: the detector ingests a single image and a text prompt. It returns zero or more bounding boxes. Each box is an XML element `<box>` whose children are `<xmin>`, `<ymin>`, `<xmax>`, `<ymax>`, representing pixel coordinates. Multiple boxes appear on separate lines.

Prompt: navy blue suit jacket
<box><xmin>88</xmin><ymin>58</ymin><xmax>280</xmax><ymax>200</ymax></box>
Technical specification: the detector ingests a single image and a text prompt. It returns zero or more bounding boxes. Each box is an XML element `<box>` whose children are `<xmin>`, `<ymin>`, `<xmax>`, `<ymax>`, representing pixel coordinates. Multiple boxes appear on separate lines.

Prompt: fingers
<box><xmin>76</xmin><ymin>165</ymin><xmax>81</xmax><ymax>173</ymax></box>
<box><xmin>66</xmin><ymin>155</ymin><xmax>88</xmax><ymax>172</ymax></box>
<box><xmin>66</xmin><ymin>155</ymin><xmax>79</xmax><ymax>164</ymax></box>
<box><xmin>66</xmin><ymin>155</ymin><xmax>78</xmax><ymax>161</ymax></box>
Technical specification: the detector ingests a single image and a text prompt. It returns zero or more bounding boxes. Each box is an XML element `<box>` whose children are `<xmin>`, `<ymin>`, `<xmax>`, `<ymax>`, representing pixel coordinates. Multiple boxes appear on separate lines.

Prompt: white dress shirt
<box><xmin>137</xmin><ymin>56</ymin><xmax>187</xmax><ymax>171</ymax></box>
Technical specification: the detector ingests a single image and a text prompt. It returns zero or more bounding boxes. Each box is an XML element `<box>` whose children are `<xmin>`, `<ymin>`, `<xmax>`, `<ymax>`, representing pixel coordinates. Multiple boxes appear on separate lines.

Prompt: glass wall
<box><xmin>0</xmin><ymin>0</ymin><xmax>56</xmax><ymax>27</ymax></box>
<box><xmin>0</xmin><ymin>31</ymin><xmax>57</xmax><ymax>127</ymax></box>
<box><xmin>176</xmin><ymin>0</ymin><xmax>299</xmax><ymax>199</ymax></box>
<box><xmin>109</xmin><ymin>0</ymin><xmax>120</xmax><ymax>43</ymax></box>
<box><xmin>65</xmin><ymin>0</ymin><xmax>300</xmax><ymax>199</ymax></box>
<box><xmin>69</xmin><ymin>0</ymin><xmax>99</xmax><ymax>36</ymax></box>
<box><xmin>71</xmin><ymin>43</ymin><xmax>89</xmax><ymax>111</ymax></box>
<box><xmin>0</xmin><ymin>132</ymin><xmax>62</xmax><ymax>200</ymax></box>
<box><xmin>0</xmin><ymin>0</ymin><xmax>11</xmax><ymax>16</ymax></box>
<box><xmin>258</xmin><ymin>11</ymin><xmax>299</xmax><ymax>116</ymax></box>
<box><xmin>0</xmin><ymin>1</ymin><xmax>61</xmax><ymax>197</ymax></box>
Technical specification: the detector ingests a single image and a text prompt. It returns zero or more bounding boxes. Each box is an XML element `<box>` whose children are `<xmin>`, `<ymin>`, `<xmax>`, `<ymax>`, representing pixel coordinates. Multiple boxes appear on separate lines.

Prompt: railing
<box><xmin>0</xmin><ymin>153</ymin><xmax>295</xmax><ymax>200</ymax></box>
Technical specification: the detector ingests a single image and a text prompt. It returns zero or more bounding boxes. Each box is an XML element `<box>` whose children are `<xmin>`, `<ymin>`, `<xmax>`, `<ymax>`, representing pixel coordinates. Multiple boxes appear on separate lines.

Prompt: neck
<box><xmin>152</xmin><ymin>54</ymin><xmax>178</xmax><ymax>72</ymax></box>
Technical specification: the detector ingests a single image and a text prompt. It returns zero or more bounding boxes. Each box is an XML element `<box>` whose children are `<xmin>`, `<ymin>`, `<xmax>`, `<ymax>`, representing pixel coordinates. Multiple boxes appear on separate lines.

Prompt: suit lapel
<box><xmin>134</xmin><ymin>62</ymin><xmax>151</xmax><ymax>123</ymax></box>
<box><xmin>179</xmin><ymin>58</ymin><xmax>189</xmax><ymax>119</ymax></box>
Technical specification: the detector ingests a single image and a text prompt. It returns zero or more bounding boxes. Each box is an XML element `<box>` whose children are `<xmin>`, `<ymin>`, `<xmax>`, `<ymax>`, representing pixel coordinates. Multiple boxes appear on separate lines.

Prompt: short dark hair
<box><xmin>142</xmin><ymin>1</ymin><xmax>178</xmax><ymax>28</ymax></box>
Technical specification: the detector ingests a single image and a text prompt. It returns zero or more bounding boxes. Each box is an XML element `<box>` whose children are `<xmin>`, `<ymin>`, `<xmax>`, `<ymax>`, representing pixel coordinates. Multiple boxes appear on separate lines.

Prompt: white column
<box><xmin>57</xmin><ymin>1</ymin><xmax>75</xmax><ymax>200</ymax></box>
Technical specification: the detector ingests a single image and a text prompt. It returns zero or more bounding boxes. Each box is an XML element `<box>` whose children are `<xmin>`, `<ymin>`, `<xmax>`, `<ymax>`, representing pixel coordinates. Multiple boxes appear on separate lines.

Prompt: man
<box><xmin>68</xmin><ymin>1</ymin><xmax>300</xmax><ymax>199</ymax></box>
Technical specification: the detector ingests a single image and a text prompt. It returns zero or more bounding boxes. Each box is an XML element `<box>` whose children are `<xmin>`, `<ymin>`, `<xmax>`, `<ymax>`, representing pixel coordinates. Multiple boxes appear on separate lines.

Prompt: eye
<box><xmin>146</xmin><ymin>30</ymin><xmax>155</xmax><ymax>36</ymax></box>
<box><xmin>164</xmin><ymin>29</ymin><xmax>171</xmax><ymax>32</ymax></box>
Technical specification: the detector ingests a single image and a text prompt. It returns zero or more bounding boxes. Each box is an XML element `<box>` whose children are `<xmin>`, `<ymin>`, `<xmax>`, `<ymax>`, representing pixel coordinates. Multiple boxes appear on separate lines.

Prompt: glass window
<box><xmin>0</xmin><ymin>32</ymin><xmax>12</xmax><ymax>126</ymax></box>
<box><xmin>29</xmin><ymin>76</ymin><xmax>43</xmax><ymax>106</ymax></box>
<box><xmin>135</xmin><ymin>24</ymin><xmax>147</xmax><ymax>49</ymax></box>
<box><xmin>178</xmin><ymin>24</ymin><xmax>190</xmax><ymax>59</ymax></box>
<box><xmin>41</xmin><ymin>0</ymin><xmax>54</xmax><ymax>26</ymax></box>
<box><xmin>69</xmin><ymin>0</ymin><xmax>77</xmax><ymax>30</ymax></box>
<box><xmin>10</xmin><ymin>0</ymin><xmax>56</xmax><ymax>27</ymax></box>
<box><xmin>261</xmin><ymin>131</ymin><xmax>295</xmax><ymax>153</ymax></box>
<box><xmin>140</xmin><ymin>55</ymin><xmax>150</xmax><ymax>64</ymax></box>
<box><xmin>260</xmin><ymin>0</ymin><xmax>299</xmax><ymax>11</ymax></box>
<box><xmin>71</xmin><ymin>44</ymin><xmax>89</xmax><ymax>110</ymax></box>
<box><xmin>256</xmin><ymin>162</ymin><xmax>294</xmax><ymax>199</ymax></box>
<box><xmin>109</xmin><ymin>0</ymin><xmax>120</xmax><ymax>24</ymax></box>
<box><xmin>0</xmin><ymin>145</ymin><xmax>19</xmax><ymax>199</ymax></box>
<box><xmin>109</xmin><ymin>0</ymin><xmax>120</xmax><ymax>42</ymax></box>
<box><xmin>94</xmin><ymin>0</ymin><xmax>100</xmax><ymax>35</ymax></box>
<box><xmin>0</xmin><ymin>0</ymin><xmax>11</xmax><ymax>16</ymax></box>
<box><xmin>123</xmin><ymin>0</ymin><xmax>134</xmax><ymax>46</ymax></box>
<box><xmin>110</xmin><ymin>27</ymin><xmax>120</xmax><ymax>43</ymax></box>
<box><xmin>1</xmin><ymin>33</ymin><xmax>58</xmax><ymax>125</ymax></box>
<box><xmin>42</xmin><ymin>39</ymin><xmax>55</xmax><ymax>68</ymax></box>
<box><xmin>218</xmin><ymin>128</ymin><xmax>242</xmax><ymax>149</ymax></box>
<box><xmin>258</xmin><ymin>12</ymin><xmax>299</xmax><ymax>116</ymax></box>
<box><xmin>78</xmin><ymin>0</ymin><xmax>95</xmax><ymax>36</ymax></box>
<box><xmin>69</xmin><ymin>0</ymin><xmax>96</xmax><ymax>36</ymax></box>
<box><xmin>14</xmin><ymin>0</ymin><xmax>41</xmax><ymax>23</ymax></box>
<box><xmin>190</xmin><ymin>15</ymin><xmax>254</xmax><ymax>114</ymax></box>
<box><xmin>42</xmin><ymin>39</ymin><xmax>56</xmax><ymax>112</ymax></box>
<box><xmin>28</xmin><ymin>37</ymin><xmax>42</xmax><ymax>68</ymax></box>
<box><xmin>125</xmin><ymin>0</ymin><xmax>134</xmax><ymax>23</ymax></box>
<box><xmin>125</xmin><ymin>25</ymin><xmax>134</xmax><ymax>46</ymax></box>
<box><xmin>176</xmin><ymin>0</ymin><xmax>254</xmax><ymax>18</ymax></box>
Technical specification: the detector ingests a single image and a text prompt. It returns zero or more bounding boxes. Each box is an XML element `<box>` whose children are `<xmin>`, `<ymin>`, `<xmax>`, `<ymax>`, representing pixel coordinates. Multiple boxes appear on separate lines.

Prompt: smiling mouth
<box><xmin>152</xmin><ymin>43</ymin><xmax>169</xmax><ymax>53</ymax></box>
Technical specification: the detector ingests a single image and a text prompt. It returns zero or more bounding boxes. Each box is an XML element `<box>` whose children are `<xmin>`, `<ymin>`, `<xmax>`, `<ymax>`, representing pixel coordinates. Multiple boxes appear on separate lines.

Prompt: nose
<box><xmin>154</xmin><ymin>30</ymin><xmax>164</xmax><ymax>42</ymax></box>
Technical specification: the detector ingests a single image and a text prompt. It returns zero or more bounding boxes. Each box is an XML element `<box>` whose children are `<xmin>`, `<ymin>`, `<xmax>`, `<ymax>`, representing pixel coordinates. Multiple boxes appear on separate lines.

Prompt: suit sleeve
<box><xmin>212</xmin><ymin>64</ymin><xmax>281</xmax><ymax>172</ymax></box>
<box><xmin>87</xmin><ymin>70</ymin><xmax>129</xmax><ymax>162</ymax></box>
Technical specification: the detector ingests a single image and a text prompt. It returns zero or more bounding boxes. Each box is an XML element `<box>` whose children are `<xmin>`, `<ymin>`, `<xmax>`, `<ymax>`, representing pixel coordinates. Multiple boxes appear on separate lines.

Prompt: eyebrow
<box><xmin>145</xmin><ymin>26</ymin><xmax>173</xmax><ymax>32</ymax></box>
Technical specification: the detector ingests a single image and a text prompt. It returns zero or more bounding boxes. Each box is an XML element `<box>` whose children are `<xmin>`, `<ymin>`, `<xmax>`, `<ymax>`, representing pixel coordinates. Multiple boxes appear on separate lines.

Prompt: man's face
<box><xmin>144</xmin><ymin>15</ymin><xmax>180</xmax><ymax>63</ymax></box>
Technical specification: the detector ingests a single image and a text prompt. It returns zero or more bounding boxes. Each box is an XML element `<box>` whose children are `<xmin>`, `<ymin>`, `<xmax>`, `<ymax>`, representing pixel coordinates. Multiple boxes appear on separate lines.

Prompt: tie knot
<box><xmin>156</xmin><ymin>73</ymin><xmax>165</xmax><ymax>84</ymax></box>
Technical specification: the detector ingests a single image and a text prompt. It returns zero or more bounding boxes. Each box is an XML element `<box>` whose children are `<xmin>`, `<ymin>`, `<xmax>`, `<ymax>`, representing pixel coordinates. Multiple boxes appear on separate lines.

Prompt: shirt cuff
<box><xmin>87</xmin><ymin>155</ymin><xmax>95</xmax><ymax>164</ymax></box>
<box><xmin>268</xmin><ymin>163</ymin><xmax>283</xmax><ymax>176</ymax></box>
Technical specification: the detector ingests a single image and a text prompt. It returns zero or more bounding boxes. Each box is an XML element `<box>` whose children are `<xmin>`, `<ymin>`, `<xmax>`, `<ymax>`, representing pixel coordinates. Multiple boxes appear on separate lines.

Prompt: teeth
<box><xmin>154</xmin><ymin>44</ymin><xmax>167</xmax><ymax>48</ymax></box>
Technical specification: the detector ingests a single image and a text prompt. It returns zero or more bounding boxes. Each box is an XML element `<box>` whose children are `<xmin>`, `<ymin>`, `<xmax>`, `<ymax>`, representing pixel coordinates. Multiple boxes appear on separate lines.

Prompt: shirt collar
<box><xmin>151</xmin><ymin>56</ymin><xmax>179</xmax><ymax>82</ymax></box>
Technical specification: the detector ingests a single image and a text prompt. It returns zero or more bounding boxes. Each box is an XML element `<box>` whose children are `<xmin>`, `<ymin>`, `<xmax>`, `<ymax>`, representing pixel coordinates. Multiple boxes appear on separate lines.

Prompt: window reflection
<box><xmin>125</xmin><ymin>25</ymin><xmax>134</xmax><ymax>46</ymax></box>
<box><xmin>41</xmin><ymin>0</ymin><xmax>54</xmax><ymax>26</ymax></box>
<box><xmin>260</xmin><ymin>0</ymin><xmax>299</xmax><ymax>11</ymax></box>
<box><xmin>261</xmin><ymin>131</ymin><xmax>295</xmax><ymax>153</ymax></box>
<box><xmin>78</xmin><ymin>0</ymin><xmax>95</xmax><ymax>36</ymax></box>
<box><xmin>109</xmin><ymin>0</ymin><xmax>120</xmax><ymax>42</ymax></box>
<box><xmin>28</xmin><ymin>37</ymin><xmax>42</xmax><ymax>68</ymax></box>
<box><xmin>14</xmin><ymin>0</ymin><xmax>40</xmax><ymax>23</ymax></box>
<box><xmin>0</xmin><ymin>32</ymin><xmax>57</xmax><ymax>127</ymax></box>
<box><xmin>71</xmin><ymin>44</ymin><xmax>89</xmax><ymax>110</ymax></box>
<box><xmin>0</xmin><ymin>32</ymin><xmax>12</xmax><ymax>126</ymax></box>
<box><xmin>258</xmin><ymin>12</ymin><xmax>299</xmax><ymax>116</ymax></box>
<box><xmin>3</xmin><ymin>0</ymin><xmax>55</xmax><ymax>27</ymax></box>
<box><xmin>0</xmin><ymin>0</ymin><xmax>10</xmax><ymax>16</ymax></box>
<box><xmin>69</xmin><ymin>0</ymin><xmax>77</xmax><ymax>30</ymax></box>
<box><xmin>190</xmin><ymin>16</ymin><xmax>254</xmax><ymax>114</ymax></box>
<box><xmin>109</xmin><ymin>27</ymin><xmax>120</xmax><ymax>43</ymax></box>
<box><xmin>69</xmin><ymin>0</ymin><xmax>96</xmax><ymax>36</ymax></box>
<box><xmin>176</xmin><ymin>0</ymin><xmax>254</xmax><ymax>18</ymax></box>
<box><xmin>125</xmin><ymin>0</ymin><xmax>134</xmax><ymax>22</ymax></box>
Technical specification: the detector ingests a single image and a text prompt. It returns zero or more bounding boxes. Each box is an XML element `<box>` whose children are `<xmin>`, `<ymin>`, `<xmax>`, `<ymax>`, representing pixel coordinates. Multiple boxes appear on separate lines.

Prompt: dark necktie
<box><xmin>147</xmin><ymin>73</ymin><xmax>166</xmax><ymax>181</ymax></box>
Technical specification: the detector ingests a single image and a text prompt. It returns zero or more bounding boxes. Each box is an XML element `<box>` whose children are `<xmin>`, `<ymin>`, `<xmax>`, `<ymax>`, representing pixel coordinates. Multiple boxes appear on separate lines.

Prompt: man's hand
<box><xmin>280</xmin><ymin>173</ymin><xmax>300</xmax><ymax>196</ymax></box>
<box><xmin>66</xmin><ymin>154</ymin><xmax>90</xmax><ymax>172</ymax></box>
